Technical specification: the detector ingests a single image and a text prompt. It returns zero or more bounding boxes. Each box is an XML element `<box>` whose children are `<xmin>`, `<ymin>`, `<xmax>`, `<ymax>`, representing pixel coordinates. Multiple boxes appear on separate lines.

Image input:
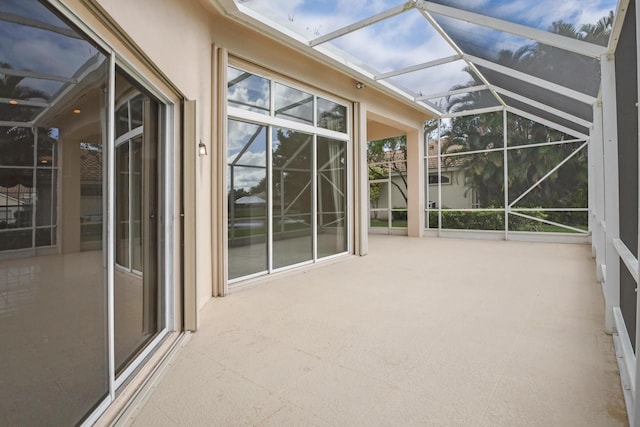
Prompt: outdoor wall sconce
<box><xmin>198</xmin><ymin>140</ymin><xmax>208</xmax><ymax>157</ymax></box>
<box><xmin>356</xmin><ymin>81</ymin><xmax>366</xmax><ymax>89</ymax></box>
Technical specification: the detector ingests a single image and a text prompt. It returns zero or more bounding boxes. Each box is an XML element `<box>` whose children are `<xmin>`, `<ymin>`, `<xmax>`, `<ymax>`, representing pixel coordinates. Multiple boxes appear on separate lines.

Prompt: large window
<box><xmin>227</xmin><ymin>65</ymin><xmax>349</xmax><ymax>282</ymax></box>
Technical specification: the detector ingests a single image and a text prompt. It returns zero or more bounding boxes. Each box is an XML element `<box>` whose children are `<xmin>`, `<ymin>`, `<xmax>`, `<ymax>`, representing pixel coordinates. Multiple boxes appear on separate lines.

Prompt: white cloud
<box><xmin>228</xmin><ymin>120</ymin><xmax>267</xmax><ymax>158</ymax></box>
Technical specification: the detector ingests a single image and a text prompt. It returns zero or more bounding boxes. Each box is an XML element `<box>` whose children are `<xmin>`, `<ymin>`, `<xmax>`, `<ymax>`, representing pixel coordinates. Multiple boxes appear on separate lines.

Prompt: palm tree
<box><xmin>438</xmin><ymin>12</ymin><xmax>610</xmax><ymax>211</ymax></box>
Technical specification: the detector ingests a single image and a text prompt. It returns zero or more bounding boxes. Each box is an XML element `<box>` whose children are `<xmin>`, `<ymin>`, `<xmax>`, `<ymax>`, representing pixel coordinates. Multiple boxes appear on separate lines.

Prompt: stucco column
<box><xmin>354</xmin><ymin>102</ymin><xmax>368</xmax><ymax>255</ymax></box>
<box><xmin>406</xmin><ymin>127</ymin><xmax>424</xmax><ymax>237</ymax></box>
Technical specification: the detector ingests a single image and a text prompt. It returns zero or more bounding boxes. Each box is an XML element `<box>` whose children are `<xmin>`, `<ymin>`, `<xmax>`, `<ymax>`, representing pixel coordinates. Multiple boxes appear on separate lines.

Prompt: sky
<box><xmin>239</xmin><ymin>0</ymin><xmax>618</xmax><ymax>110</ymax></box>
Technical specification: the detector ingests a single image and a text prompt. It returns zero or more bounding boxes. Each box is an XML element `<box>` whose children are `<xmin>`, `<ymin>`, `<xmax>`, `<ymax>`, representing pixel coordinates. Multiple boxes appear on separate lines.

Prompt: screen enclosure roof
<box><xmin>211</xmin><ymin>0</ymin><xmax>629</xmax><ymax>138</ymax></box>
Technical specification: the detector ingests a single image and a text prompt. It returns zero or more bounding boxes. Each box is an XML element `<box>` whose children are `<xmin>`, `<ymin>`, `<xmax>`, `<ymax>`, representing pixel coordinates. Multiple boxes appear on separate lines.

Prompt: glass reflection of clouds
<box><xmin>274</xmin><ymin>83</ymin><xmax>313</xmax><ymax>125</ymax></box>
<box><xmin>227</xmin><ymin>120</ymin><xmax>267</xmax><ymax>191</ymax></box>
<box><xmin>0</xmin><ymin>0</ymin><xmax>104</xmax><ymax>103</ymax></box>
<box><xmin>0</xmin><ymin>19</ymin><xmax>100</xmax><ymax>80</ymax></box>
<box><xmin>227</xmin><ymin>66</ymin><xmax>270</xmax><ymax>114</ymax></box>
<box><xmin>317</xmin><ymin>98</ymin><xmax>347</xmax><ymax>133</ymax></box>
<box><xmin>0</xmin><ymin>0</ymin><xmax>69</xmax><ymax>27</ymax></box>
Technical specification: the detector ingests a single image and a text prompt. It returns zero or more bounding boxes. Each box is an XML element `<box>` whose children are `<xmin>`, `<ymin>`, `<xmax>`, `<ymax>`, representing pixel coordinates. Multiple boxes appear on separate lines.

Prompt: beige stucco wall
<box><xmin>64</xmin><ymin>0</ymin><xmax>433</xmax><ymax>312</ymax></box>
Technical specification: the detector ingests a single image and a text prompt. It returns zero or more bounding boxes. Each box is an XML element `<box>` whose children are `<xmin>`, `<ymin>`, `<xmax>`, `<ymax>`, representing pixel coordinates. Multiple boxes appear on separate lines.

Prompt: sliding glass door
<box><xmin>0</xmin><ymin>2</ymin><xmax>170</xmax><ymax>425</ymax></box>
<box><xmin>227</xmin><ymin>65</ymin><xmax>349</xmax><ymax>282</ymax></box>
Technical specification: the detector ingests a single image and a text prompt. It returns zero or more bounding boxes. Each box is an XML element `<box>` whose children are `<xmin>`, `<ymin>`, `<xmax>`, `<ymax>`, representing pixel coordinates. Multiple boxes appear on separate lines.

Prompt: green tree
<box><xmin>439</xmin><ymin>13</ymin><xmax>608</xmax><ymax>210</ymax></box>
<box><xmin>367</xmin><ymin>136</ymin><xmax>407</xmax><ymax>205</ymax></box>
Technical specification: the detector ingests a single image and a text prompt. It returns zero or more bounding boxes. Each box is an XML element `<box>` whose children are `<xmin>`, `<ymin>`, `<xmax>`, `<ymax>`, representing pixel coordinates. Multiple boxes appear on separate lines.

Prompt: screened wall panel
<box><xmin>477</xmin><ymin>66</ymin><xmax>594</xmax><ymax>122</ymax></box>
<box><xmin>431</xmin><ymin>14</ymin><xmax>602</xmax><ymax>97</ymax></box>
<box><xmin>616</xmin><ymin>0</ymin><xmax>638</xmax><ymax>350</ymax></box>
<box><xmin>426</xmin><ymin>112</ymin><xmax>588</xmax><ymax>234</ymax></box>
<box><xmin>502</xmin><ymin>96</ymin><xmax>590</xmax><ymax>135</ymax></box>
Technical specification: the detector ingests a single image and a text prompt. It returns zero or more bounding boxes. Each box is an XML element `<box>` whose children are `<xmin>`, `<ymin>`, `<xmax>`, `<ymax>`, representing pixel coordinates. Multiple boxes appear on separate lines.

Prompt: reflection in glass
<box><xmin>317</xmin><ymin>98</ymin><xmax>347</xmax><ymax>132</ymax></box>
<box><xmin>227</xmin><ymin>120</ymin><xmax>268</xmax><ymax>279</ymax></box>
<box><xmin>80</xmin><ymin>142</ymin><xmax>103</xmax><ymax>248</ymax></box>
<box><xmin>113</xmin><ymin>71</ymin><xmax>161</xmax><ymax>375</ymax></box>
<box><xmin>272</xmin><ymin>128</ymin><xmax>313</xmax><ymax>269</ymax></box>
<box><xmin>116</xmin><ymin>141</ymin><xmax>130</xmax><ymax>267</ymax></box>
<box><xmin>36</xmin><ymin>169</ymin><xmax>55</xmax><ymax>226</ymax></box>
<box><xmin>0</xmin><ymin>0</ymin><xmax>110</xmax><ymax>422</ymax></box>
<box><xmin>0</xmin><ymin>169</ymin><xmax>34</xmax><ymax>233</ymax></box>
<box><xmin>226</xmin><ymin>67</ymin><xmax>351</xmax><ymax>280</ymax></box>
<box><xmin>317</xmin><ymin>137</ymin><xmax>347</xmax><ymax>258</ymax></box>
<box><xmin>0</xmin><ymin>127</ymin><xmax>34</xmax><ymax>166</ymax></box>
<box><xmin>275</xmin><ymin>83</ymin><xmax>313</xmax><ymax>125</ymax></box>
<box><xmin>227</xmin><ymin>66</ymin><xmax>270</xmax><ymax>114</ymax></box>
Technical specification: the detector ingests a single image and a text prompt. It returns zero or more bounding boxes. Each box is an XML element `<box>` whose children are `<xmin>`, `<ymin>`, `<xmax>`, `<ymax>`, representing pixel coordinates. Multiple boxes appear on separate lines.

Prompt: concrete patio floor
<box><xmin>124</xmin><ymin>236</ymin><xmax>627</xmax><ymax>426</ymax></box>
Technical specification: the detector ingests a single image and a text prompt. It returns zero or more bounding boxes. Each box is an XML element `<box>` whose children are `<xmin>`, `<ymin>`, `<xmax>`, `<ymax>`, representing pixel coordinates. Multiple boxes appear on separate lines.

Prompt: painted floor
<box><xmin>126</xmin><ymin>236</ymin><xmax>628</xmax><ymax>426</ymax></box>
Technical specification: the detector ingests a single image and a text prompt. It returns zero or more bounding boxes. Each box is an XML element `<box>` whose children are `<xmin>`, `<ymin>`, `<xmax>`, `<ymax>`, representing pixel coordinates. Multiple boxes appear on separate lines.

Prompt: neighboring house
<box><xmin>0</xmin><ymin>186</ymin><xmax>29</xmax><ymax>224</ymax></box>
<box><xmin>426</xmin><ymin>139</ymin><xmax>474</xmax><ymax>209</ymax></box>
<box><xmin>370</xmin><ymin>141</ymin><xmax>474</xmax><ymax>221</ymax></box>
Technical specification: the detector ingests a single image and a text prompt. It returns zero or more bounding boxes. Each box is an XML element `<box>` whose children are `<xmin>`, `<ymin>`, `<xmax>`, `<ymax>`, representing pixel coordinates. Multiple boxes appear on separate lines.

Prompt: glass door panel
<box><xmin>317</xmin><ymin>137</ymin><xmax>347</xmax><ymax>258</ymax></box>
<box><xmin>227</xmin><ymin>120</ymin><xmax>268</xmax><ymax>280</ymax></box>
<box><xmin>113</xmin><ymin>71</ymin><xmax>161</xmax><ymax>375</ymax></box>
<box><xmin>0</xmin><ymin>0</ymin><xmax>110</xmax><ymax>422</ymax></box>
<box><xmin>272</xmin><ymin>128</ymin><xmax>313</xmax><ymax>269</ymax></box>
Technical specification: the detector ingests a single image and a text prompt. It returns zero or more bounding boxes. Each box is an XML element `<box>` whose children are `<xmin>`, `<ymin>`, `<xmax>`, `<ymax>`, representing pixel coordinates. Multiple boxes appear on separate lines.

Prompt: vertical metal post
<box><xmin>355</xmin><ymin>102</ymin><xmax>368</xmax><ymax>255</ymax></box>
<box><xmin>634</xmin><ymin>3</ymin><xmax>640</xmax><ymax>424</ymax></box>
<box><xmin>31</xmin><ymin>127</ymin><xmax>38</xmax><ymax>254</ymax></box>
<box><xmin>267</xmin><ymin>126</ymin><xmax>273</xmax><ymax>272</ymax></box>
<box><xmin>593</xmin><ymin>103</ymin><xmax>606</xmax><ymax>275</ymax></box>
<box><xmin>601</xmin><ymin>53</ymin><xmax>621</xmax><ymax>334</ymax></box>
<box><xmin>503</xmin><ymin>109</ymin><xmax>509</xmax><ymax>240</ymax></box>
<box><xmin>107</xmin><ymin>52</ymin><xmax>116</xmax><ymax>399</ymax></box>
<box><xmin>424</xmin><ymin>123</ymin><xmax>430</xmax><ymax>230</ymax></box>
<box><xmin>387</xmin><ymin>159</ymin><xmax>392</xmax><ymax>229</ymax></box>
<box><xmin>437</xmin><ymin>118</ymin><xmax>442</xmax><ymax>235</ymax></box>
<box><xmin>312</xmin><ymin>135</ymin><xmax>318</xmax><ymax>261</ymax></box>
